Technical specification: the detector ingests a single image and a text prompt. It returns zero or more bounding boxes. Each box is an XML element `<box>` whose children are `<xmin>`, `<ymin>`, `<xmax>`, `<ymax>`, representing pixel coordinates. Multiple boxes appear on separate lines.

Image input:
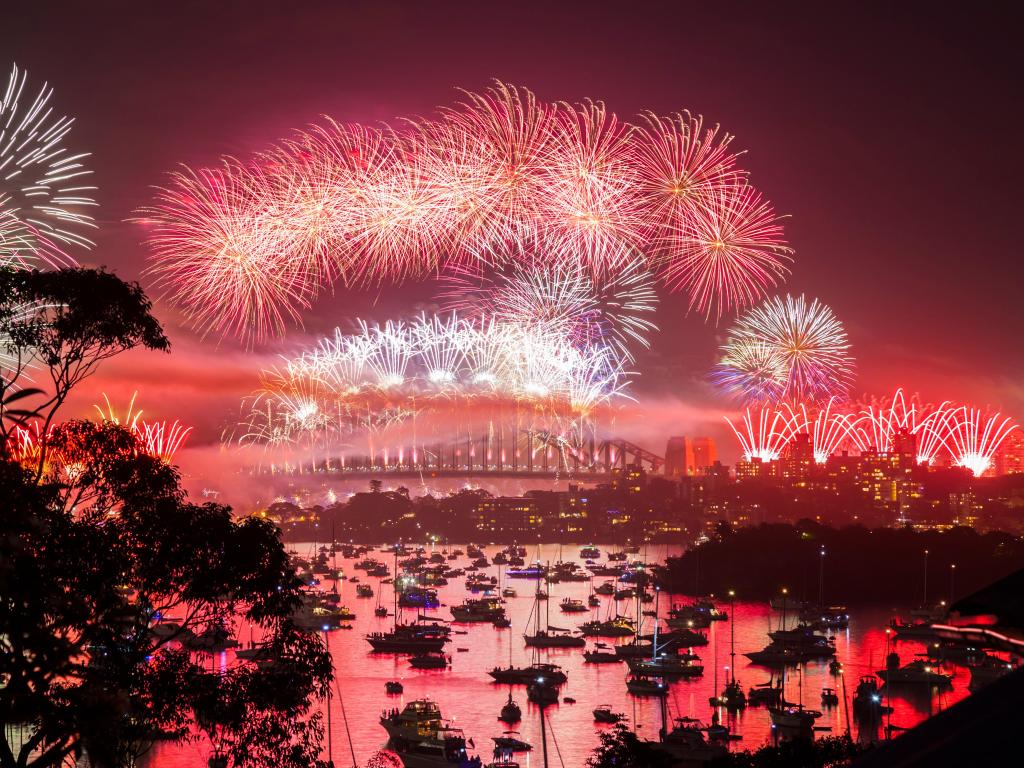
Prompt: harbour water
<box><xmin>147</xmin><ymin>543</ymin><xmax>973</xmax><ymax>766</ymax></box>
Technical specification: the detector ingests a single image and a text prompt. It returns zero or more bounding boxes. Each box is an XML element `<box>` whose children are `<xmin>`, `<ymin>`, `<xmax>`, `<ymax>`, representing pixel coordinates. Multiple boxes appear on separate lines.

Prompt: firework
<box><xmin>716</xmin><ymin>294</ymin><xmax>854</xmax><ymax>403</ymax></box>
<box><xmin>657</xmin><ymin>184</ymin><xmax>791</xmax><ymax>321</ymax></box>
<box><xmin>137</xmin><ymin>419</ymin><xmax>193</xmax><ymax>463</ymax></box>
<box><xmin>710</xmin><ymin>338</ymin><xmax>787</xmax><ymax>403</ymax></box>
<box><xmin>141</xmin><ymin>82</ymin><xmax>789</xmax><ymax>344</ymax></box>
<box><xmin>783</xmin><ymin>398</ymin><xmax>859</xmax><ymax>463</ymax></box>
<box><xmin>236</xmin><ymin>313</ymin><xmax>632</xmax><ymax>451</ymax></box>
<box><xmin>849</xmin><ymin>389</ymin><xmax>952</xmax><ymax>463</ymax></box>
<box><xmin>93</xmin><ymin>391</ymin><xmax>143</xmax><ymax>430</ymax></box>
<box><xmin>140</xmin><ymin>161</ymin><xmax>315</xmax><ymax>344</ymax></box>
<box><xmin>725</xmin><ymin>405</ymin><xmax>796</xmax><ymax>462</ymax></box>
<box><xmin>440</xmin><ymin>251</ymin><xmax>658</xmax><ymax>362</ymax></box>
<box><xmin>944</xmin><ymin>407</ymin><xmax>1018</xmax><ymax>477</ymax></box>
<box><xmin>633</xmin><ymin>111</ymin><xmax>742</xmax><ymax>226</ymax></box>
<box><xmin>0</xmin><ymin>64</ymin><xmax>96</xmax><ymax>269</ymax></box>
<box><xmin>538</xmin><ymin>100</ymin><xmax>643</xmax><ymax>272</ymax></box>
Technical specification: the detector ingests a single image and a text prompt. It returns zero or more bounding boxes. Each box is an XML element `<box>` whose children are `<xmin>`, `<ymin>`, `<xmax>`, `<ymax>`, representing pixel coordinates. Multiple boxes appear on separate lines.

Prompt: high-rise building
<box><xmin>664</xmin><ymin>436</ymin><xmax>718</xmax><ymax>477</ymax></box>
<box><xmin>995</xmin><ymin>431</ymin><xmax>1024</xmax><ymax>476</ymax></box>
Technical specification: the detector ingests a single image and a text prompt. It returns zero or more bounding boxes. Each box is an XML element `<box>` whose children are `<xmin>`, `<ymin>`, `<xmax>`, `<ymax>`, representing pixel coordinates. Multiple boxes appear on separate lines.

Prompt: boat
<box><xmin>234</xmin><ymin>642</ymin><xmax>272</xmax><ymax>662</ymax></box>
<box><xmin>527</xmin><ymin>680</ymin><xmax>559</xmax><ymax>704</ymax></box>
<box><xmin>375</xmin><ymin>606</ymin><xmax>389</xmax><ymax>617</ymax></box>
<box><xmin>593</xmin><ymin>705</ymin><xmax>624</xmax><ymax>723</ymax></box>
<box><xmin>583</xmin><ymin>649</ymin><xmax>621</xmax><ymax>664</ymax></box>
<box><xmin>580</xmin><ymin>616</ymin><xmax>636</xmax><ymax>637</ymax></box>
<box><xmin>488</xmin><ymin>663</ymin><xmax>567</xmax><ymax>686</ymax></box>
<box><xmin>409</xmin><ymin>653</ymin><xmax>450</xmax><ymax>669</ymax></box>
<box><xmin>829</xmin><ymin>659</ymin><xmax>843</xmax><ymax>675</ymax></box>
<box><xmin>356</xmin><ymin>584</ymin><xmax>374</xmax><ymax>598</ymax></box>
<box><xmin>626</xmin><ymin>674</ymin><xmax>668</xmax><ymax>697</ymax></box>
<box><xmin>580</xmin><ymin>546</ymin><xmax>601</xmax><ymax>559</ymax></box>
<box><xmin>626</xmin><ymin>656</ymin><xmax>703</xmax><ymax>678</ymax></box>
<box><xmin>506</xmin><ymin>564</ymin><xmax>544</xmax><ymax>579</ymax></box>
<box><xmin>968</xmin><ymin>658</ymin><xmax>1014</xmax><ymax>691</ymax></box>
<box><xmin>768</xmin><ymin>666</ymin><xmax>821</xmax><ymax>736</ymax></box>
<box><xmin>852</xmin><ymin>676</ymin><xmax>892</xmax><ymax>719</ymax></box>
<box><xmin>607</xmin><ymin>551</ymin><xmax>627</xmax><ymax>561</ymax></box>
<box><xmin>821</xmin><ymin>687</ymin><xmax>839</xmax><ymax>706</ymax></box>
<box><xmin>523</xmin><ymin>627</ymin><xmax>585</xmax><ymax>648</ymax></box>
<box><xmin>386</xmin><ymin>681</ymin><xmax>404</xmax><ymax>694</ymax></box>
<box><xmin>451</xmin><ymin>597</ymin><xmax>506</xmax><ymax>623</ymax></box>
<box><xmin>747</xmin><ymin>680</ymin><xmax>783</xmax><ymax>706</ymax></box>
<box><xmin>876</xmin><ymin>654</ymin><xmax>953</xmax><ymax>687</ymax></box>
<box><xmin>588</xmin><ymin>595</ymin><xmax>600</xmax><ymax>607</ymax></box>
<box><xmin>491</xmin><ymin>734</ymin><xmax>531</xmax><ymax>752</ymax></box>
<box><xmin>559</xmin><ymin>597</ymin><xmax>588</xmax><ymax>613</ymax></box>
<box><xmin>398</xmin><ymin>587</ymin><xmax>440</xmax><ymax>609</ymax></box>
<box><xmin>498</xmin><ymin>693</ymin><xmax>521</xmax><ymax>723</ymax></box>
<box><xmin>501</xmin><ymin>587</ymin><xmax>517</xmax><ymax>598</ymax></box>
<box><xmin>389</xmin><ymin>727</ymin><xmax>481</xmax><ymax>768</ymax></box>
<box><xmin>890</xmin><ymin>620</ymin><xmax>939</xmax><ymax>640</ymax></box>
<box><xmin>710</xmin><ymin>679</ymin><xmax>746</xmax><ymax>710</ymax></box>
<box><xmin>658</xmin><ymin>718</ymin><xmax>730</xmax><ymax>762</ymax></box>
<box><xmin>594</xmin><ymin>581</ymin><xmax>616</xmax><ymax>595</ymax></box>
<box><xmin>380</xmin><ymin>699</ymin><xmax>444</xmax><ymax>741</ymax></box>
<box><xmin>367</xmin><ymin>620</ymin><xmax>451</xmax><ymax>654</ymax></box>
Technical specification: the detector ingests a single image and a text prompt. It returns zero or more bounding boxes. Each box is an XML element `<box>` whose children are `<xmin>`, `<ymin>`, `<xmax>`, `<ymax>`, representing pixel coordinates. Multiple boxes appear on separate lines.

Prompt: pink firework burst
<box><xmin>140</xmin><ymin>161</ymin><xmax>315</xmax><ymax>345</ymax></box>
<box><xmin>658</xmin><ymin>184</ymin><xmax>792</xmax><ymax>322</ymax></box>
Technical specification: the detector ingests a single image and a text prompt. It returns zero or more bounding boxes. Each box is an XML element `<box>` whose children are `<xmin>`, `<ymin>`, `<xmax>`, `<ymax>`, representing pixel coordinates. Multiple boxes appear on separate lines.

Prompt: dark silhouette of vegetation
<box><xmin>659</xmin><ymin>519</ymin><xmax>1024</xmax><ymax>604</ymax></box>
<box><xmin>588</xmin><ymin>727</ymin><xmax>865</xmax><ymax>767</ymax></box>
<box><xmin>0</xmin><ymin>269</ymin><xmax>331</xmax><ymax>768</ymax></box>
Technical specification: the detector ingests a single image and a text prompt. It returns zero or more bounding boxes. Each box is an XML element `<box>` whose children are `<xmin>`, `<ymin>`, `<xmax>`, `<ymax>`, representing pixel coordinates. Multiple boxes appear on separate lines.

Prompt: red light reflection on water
<box><xmin>145</xmin><ymin>544</ymin><xmax>974</xmax><ymax>766</ymax></box>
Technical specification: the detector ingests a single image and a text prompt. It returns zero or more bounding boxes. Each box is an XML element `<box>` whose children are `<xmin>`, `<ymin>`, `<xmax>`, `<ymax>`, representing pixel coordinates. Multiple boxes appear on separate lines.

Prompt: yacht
<box><xmin>488</xmin><ymin>663</ymin><xmax>567</xmax><ymax>686</ymax></box>
<box><xmin>409</xmin><ymin>652</ymin><xmax>450</xmax><ymax>669</ymax></box>
<box><xmin>876</xmin><ymin>655</ymin><xmax>953</xmax><ymax>687</ymax></box>
<box><xmin>451</xmin><ymin>597</ymin><xmax>506</xmax><ymax>623</ymax></box>
<box><xmin>559</xmin><ymin>597</ymin><xmax>589</xmax><ymax>613</ymax></box>
<box><xmin>498</xmin><ymin>693</ymin><xmax>521</xmax><ymax>723</ymax></box>
<box><xmin>580</xmin><ymin>616</ymin><xmax>636</xmax><ymax>637</ymax></box>
<box><xmin>380</xmin><ymin>699</ymin><xmax>444</xmax><ymax>741</ymax></box>
<box><xmin>626</xmin><ymin>674</ymin><xmax>668</xmax><ymax>697</ymax></box>
<box><xmin>523</xmin><ymin>626</ymin><xmax>585</xmax><ymax>648</ymax></box>
<box><xmin>628</xmin><ymin>657</ymin><xmax>703</xmax><ymax>679</ymax></box>
<box><xmin>367</xmin><ymin>620</ymin><xmax>451</xmax><ymax>653</ymax></box>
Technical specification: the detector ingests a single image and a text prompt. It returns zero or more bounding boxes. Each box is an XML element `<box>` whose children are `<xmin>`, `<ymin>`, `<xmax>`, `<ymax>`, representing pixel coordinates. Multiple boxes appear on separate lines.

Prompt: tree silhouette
<box><xmin>0</xmin><ymin>269</ymin><xmax>331</xmax><ymax>768</ymax></box>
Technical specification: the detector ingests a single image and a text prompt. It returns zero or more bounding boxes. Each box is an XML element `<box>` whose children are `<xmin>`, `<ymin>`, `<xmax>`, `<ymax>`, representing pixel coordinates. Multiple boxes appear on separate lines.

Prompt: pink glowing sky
<box><xmin>8</xmin><ymin>2</ymin><xmax>1024</xmax><ymax>489</ymax></box>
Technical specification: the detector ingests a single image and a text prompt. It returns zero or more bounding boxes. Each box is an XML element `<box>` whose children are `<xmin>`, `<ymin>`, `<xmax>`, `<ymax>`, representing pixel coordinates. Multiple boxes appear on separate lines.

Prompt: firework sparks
<box><xmin>716</xmin><ymin>294</ymin><xmax>854</xmax><ymax>403</ymax></box>
<box><xmin>0</xmin><ymin>64</ymin><xmax>96</xmax><ymax>269</ymax></box>
<box><xmin>140</xmin><ymin>82</ymin><xmax>788</xmax><ymax>344</ymax></box>
<box><xmin>725</xmin><ymin>405</ymin><xmax>797</xmax><ymax>462</ymax></box>
<box><xmin>944</xmin><ymin>407</ymin><xmax>1018</xmax><ymax>477</ymax></box>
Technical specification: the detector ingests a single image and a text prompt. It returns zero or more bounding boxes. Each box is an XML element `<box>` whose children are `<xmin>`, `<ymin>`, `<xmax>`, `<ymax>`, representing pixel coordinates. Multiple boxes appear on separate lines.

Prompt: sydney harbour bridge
<box><xmin>259</xmin><ymin>430</ymin><xmax>664</xmax><ymax>480</ymax></box>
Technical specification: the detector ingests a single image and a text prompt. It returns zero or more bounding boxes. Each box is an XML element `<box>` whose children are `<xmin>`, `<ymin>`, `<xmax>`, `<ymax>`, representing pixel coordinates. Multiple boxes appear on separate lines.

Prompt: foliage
<box><xmin>659</xmin><ymin>519</ymin><xmax>1024</xmax><ymax>603</ymax></box>
<box><xmin>0</xmin><ymin>269</ymin><xmax>330</xmax><ymax>768</ymax></box>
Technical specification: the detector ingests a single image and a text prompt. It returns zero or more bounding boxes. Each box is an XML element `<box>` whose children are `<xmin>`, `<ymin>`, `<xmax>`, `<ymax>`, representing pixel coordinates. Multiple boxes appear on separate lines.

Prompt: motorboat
<box><xmin>488</xmin><ymin>663</ymin><xmax>567</xmax><ymax>686</ymax></box>
<box><xmin>380</xmin><ymin>699</ymin><xmax>444</xmax><ymax>741</ymax></box>
<box><xmin>626</xmin><ymin>674</ymin><xmax>668</xmax><ymax>697</ymax></box>
<box><xmin>580</xmin><ymin>616</ymin><xmax>636</xmax><ymax>637</ymax></box>
<box><xmin>559</xmin><ymin>597</ymin><xmax>588</xmax><ymax>613</ymax></box>
<box><xmin>451</xmin><ymin>597</ymin><xmax>506</xmax><ymax>623</ymax></box>
<box><xmin>491</xmin><ymin>734</ymin><xmax>531</xmax><ymax>752</ymax></box>
<box><xmin>593</xmin><ymin>705</ymin><xmax>624</xmax><ymax>723</ymax></box>
<box><xmin>409</xmin><ymin>653</ymin><xmax>450</xmax><ymax>669</ymax></box>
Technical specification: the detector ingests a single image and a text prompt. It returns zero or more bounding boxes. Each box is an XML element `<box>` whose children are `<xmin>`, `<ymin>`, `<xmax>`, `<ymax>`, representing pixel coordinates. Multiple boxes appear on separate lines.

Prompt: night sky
<box><xmin>5</xmin><ymin>1</ymin><xmax>1023</xmax><ymax>467</ymax></box>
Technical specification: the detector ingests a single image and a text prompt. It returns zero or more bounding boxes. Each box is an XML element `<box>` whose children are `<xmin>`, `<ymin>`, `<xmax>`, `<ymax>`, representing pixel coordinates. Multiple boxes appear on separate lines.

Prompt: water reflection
<box><xmin>146</xmin><ymin>543</ymin><xmax>971</xmax><ymax>766</ymax></box>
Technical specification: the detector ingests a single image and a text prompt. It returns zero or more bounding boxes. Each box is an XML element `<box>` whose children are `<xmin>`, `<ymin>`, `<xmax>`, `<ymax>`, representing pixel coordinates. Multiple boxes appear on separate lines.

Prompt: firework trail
<box><xmin>943</xmin><ymin>407</ymin><xmax>1018</xmax><ymax>477</ymax></box>
<box><xmin>0</xmin><ymin>64</ymin><xmax>96</xmax><ymax>269</ymax></box>
<box><xmin>725</xmin><ymin>405</ymin><xmax>797</xmax><ymax>462</ymax></box>
<box><xmin>783</xmin><ymin>398</ymin><xmax>859</xmax><ymax>463</ymax></box>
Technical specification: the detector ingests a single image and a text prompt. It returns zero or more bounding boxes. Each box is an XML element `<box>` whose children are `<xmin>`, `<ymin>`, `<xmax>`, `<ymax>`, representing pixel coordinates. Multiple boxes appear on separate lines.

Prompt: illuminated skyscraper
<box><xmin>665</xmin><ymin>436</ymin><xmax>718</xmax><ymax>477</ymax></box>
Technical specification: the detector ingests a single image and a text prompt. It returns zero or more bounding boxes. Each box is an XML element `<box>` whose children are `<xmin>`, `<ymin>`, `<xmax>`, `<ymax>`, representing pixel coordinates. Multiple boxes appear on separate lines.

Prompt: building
<box><xmin>473</xmin><ymin>497</ymin><xmax>543</xmax><ymax>535</ymax></box>
<box><xmin>664</xmin><ymin>436</ymin><xmax>718</xmax><ymax>477</ymax></box>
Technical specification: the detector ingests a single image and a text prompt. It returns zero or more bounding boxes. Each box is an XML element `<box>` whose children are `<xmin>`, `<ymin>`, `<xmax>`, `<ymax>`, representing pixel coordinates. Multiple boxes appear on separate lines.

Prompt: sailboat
<box><xmin>768</xmin><ymin>667</ymin><xmax>822</xmax><ymax>735</ymax></box>
<box><xmin>523</xmin><ymin>564</ymin><xmax>584</xmax><ymax>648</ymax></box>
